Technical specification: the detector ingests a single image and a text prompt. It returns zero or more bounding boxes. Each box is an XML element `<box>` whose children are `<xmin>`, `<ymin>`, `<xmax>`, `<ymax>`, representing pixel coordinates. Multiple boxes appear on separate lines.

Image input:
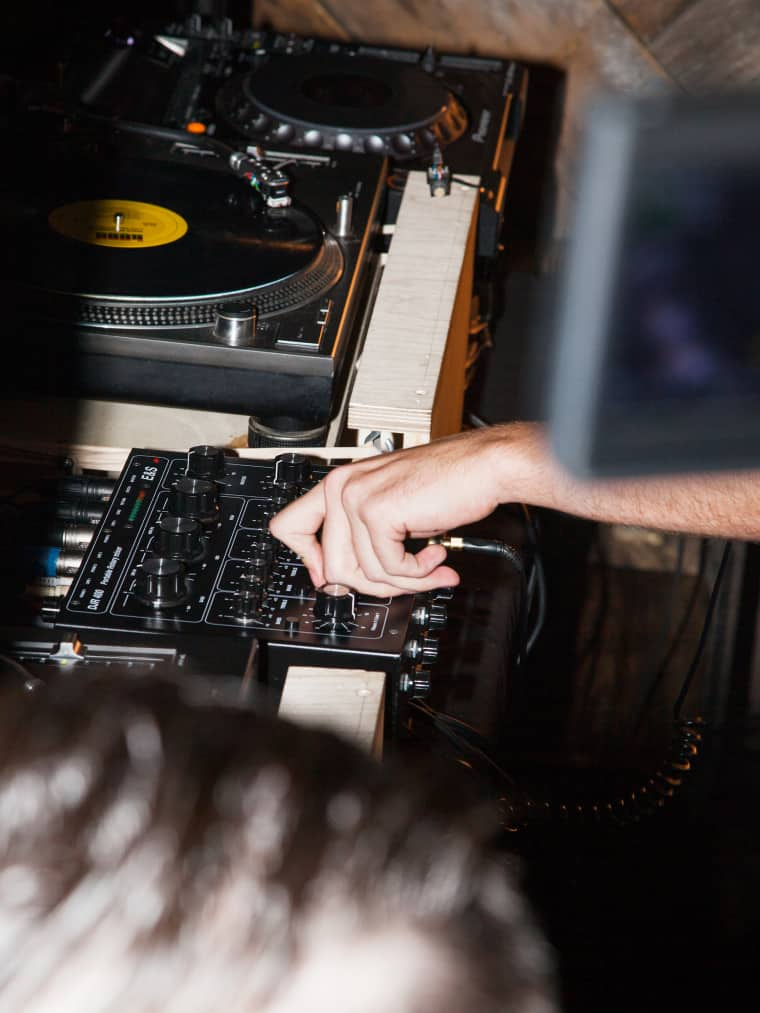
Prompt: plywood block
<box><xmin>348</xmin><ymin>171</ymin><xmax>479</xmax><ymax>441</ymax></box>
<box><xmin>278</xmin><ymin>667</ymin><xmax>386</xmax><ymax>756</ymax></box>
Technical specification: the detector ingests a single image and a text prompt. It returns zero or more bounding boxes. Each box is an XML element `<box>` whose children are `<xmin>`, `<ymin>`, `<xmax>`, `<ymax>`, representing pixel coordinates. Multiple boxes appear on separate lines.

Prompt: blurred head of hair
<box><xmin>0</xmin><ymin>666</ymin><xmax>557</xmax><ymax>1012</ymax></box>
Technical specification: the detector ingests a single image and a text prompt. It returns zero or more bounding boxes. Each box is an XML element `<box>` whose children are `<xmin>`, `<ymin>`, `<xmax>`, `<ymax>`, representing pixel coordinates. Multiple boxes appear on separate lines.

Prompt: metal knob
<box><xmin>335</xmin><ymin>194</ymin><xmax>354</xmax><ymax>237</ymax></box>
<box><xmin>157</xmin><ymin>515</ymin><xmax>205</xmax><ymax>563</ymax></box>
<box><xmin>186</xmin><ymin>445</ymin><xmax>226</xmax><ymax>481</ymax></box>
<box><xmin>314</xmin><ymin>582</ymin><xmax>356</xmax><ymax>628</ymax></box>
<box><xmin>411</xmin><ymin>601</ymin><xmax>448</xmax><ymax>629</ymax></box>
<box><xmin>135</xmin><ymin>557</ymin><xmax>188</xmax><ymax>609</ymax></box>
<box><xmin>213</xmin><ymin>301</ymin><xmax>257</xmax><ymax>347</ymax></box>
<box><xmin>403</xmin><ymin>636</ymin><xmax>440</xmax><ymax>664</ymax></box>
<box><xmin>168</xmin><ymin>476</ymin><xmax>219</xmax><ymax>525</ymax></box>
<box><xmin>273</xmin><ymin>452</ymin><xmax>312</xmax><ymax>488</ymax></box>
<box><xmin>235</xmin><ymin>578</ymin><xmax>263</xmax><ymax>623</ymax></box>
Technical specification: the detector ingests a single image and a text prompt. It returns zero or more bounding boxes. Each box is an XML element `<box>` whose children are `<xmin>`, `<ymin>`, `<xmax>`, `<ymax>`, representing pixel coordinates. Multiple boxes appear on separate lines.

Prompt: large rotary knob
<box><xmin>157</xmin><ymin>515</ymin><xmax>205</xmax><ymax>563</ymax></box>
<box><xmin>135</xmin><ymin>557</ymin><xmax>188</xmax><ymax>609</ymax></box>
<box><xmin>186</xmin><ymin>445</ymin><xmax>226</xmax><ymax>481</ymax></box>
<box><xmin>168</xmin><ymin>476</ymin><xmax>219</xmax><ymax>525</ymax></box>
<box><xmin>314</xmin><ymin>583</ymin><xmax>356</xmax><ymax>629</ymax></box>
<box><xmin>273</xmin><ymin>452</ymin><xmax>312</xmax><ymax>488</ymax></box>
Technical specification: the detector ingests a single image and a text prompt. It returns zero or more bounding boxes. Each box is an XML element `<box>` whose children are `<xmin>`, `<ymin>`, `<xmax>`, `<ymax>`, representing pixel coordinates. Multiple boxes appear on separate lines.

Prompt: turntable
<box><xmin>2</xmin><ymin>22</ymin><xmax>527</xmax><ymax>440</ymax></box>
<box><xmin>216</xmin><ymin>50</ymin><xmax>469</xmax><ymax>159</ymax></box>
<box><xmin>2</xmin><ymin>121</ymin><xmax>387</xmax><ymax>428</ymax></box>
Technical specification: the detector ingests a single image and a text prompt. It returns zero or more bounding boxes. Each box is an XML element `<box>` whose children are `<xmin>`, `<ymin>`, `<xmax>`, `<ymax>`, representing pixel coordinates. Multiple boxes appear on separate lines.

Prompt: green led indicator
<box><xmin>128</xmin><ymin>490</ymin><xmax>147</xmax><ymax>523</ymax></box>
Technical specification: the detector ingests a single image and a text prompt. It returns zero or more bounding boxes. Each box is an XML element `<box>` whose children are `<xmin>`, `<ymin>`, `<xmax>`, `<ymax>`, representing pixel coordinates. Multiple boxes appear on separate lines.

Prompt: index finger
<box><xmin>268</xmin><ymin>483</ymin><xmax>327</xmax><ymax>588</ymax></box>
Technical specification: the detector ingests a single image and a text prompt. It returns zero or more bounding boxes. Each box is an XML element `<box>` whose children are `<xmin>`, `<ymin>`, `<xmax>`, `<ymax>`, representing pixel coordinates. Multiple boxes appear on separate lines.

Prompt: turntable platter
<box><xmin>218</xmin><ymin>52</ymin><xmax>468</xmax><ymax>158</ymax></box>
<box><xmin>1</xmin><ymin>154</ymin><xmax>341</xmax><ymax>322</ymax></box>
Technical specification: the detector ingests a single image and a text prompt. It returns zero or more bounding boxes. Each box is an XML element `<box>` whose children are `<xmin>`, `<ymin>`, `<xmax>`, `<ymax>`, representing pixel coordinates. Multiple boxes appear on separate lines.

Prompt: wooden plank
<box><xmin>649</xmin><ymin>0</ymin><xmax>760</xmax><ymax>89</ymax></box>
<box><xmin>277</xmin><ymin>667</ymin><xmax>386</xmax><ymax>757</ymax></box>
<box><xmin>347</xmin><ymin>171</ymin><xmax>479</xmax><ymax>440</ymax></box>
<box><xmin>0</xmin><ymin>398</ymin><xmax>250</xmax><ymax>455</ymax></box>
<box><xmin>608</xmin><ymin>0</ymin><xmax>696</xmax><ymax>43</ymax></box>
<box><xmin>0</xmin><ymin>442</ymin><xmax>379</xmax><ymax>477</ymax></box>
<box><xmin>429</xmin><ymin>207</ymin><xmax>477</xmax><ymax>442</ymax></box>
<box><xmin>253</xmin><ymin>0</ymin><xmax>351</xmax><ymax>39</ymax></box>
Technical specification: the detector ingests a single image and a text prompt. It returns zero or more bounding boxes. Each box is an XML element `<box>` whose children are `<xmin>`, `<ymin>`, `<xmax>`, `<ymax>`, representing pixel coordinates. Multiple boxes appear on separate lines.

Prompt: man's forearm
<box><xmin>495</xmin><ymin>421</ymin><xmax>760</xmax><ymax>540</ymax></box>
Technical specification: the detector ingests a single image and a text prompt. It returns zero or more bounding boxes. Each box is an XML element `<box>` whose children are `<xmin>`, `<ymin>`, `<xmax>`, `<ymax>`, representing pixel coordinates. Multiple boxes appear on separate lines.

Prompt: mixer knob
<box><xmin>403</xmin><ymin>636</ymin><xmax>440</xmax><ymax>664</ymax></box>
<box><xmin>212</xmin><ymin>301</ymin><xmax>257</xmax><ymax>347</ymax></box>
<box><xmin>186</xmin><ymin>445</ymin><xmax>226</xmax><ymax>481</ymax></box>
<box><xmin>135</xmin><ymin>557</ymin><xmax>188</xmax><ymax>609</ymax></box>
<box><xmin>168</xmin><ymin>476</ymin><xmax>219</xmax><ymax>525</ymax></box>
<box><xmin>400</xmin><ymin>668</ymin><xmax>432</xmax><ymax>699</ymax></box>
<box><xmin>273</xmin><ymin>452</ymin><xmax>312</xmax><ymax>488</ymax></box>
<box><xmin>244</xmin><ymin>553</ymin><xmax>270</xmax><ymax>580</ymax></box>
<box><xmin>314</xmin><ymin>583</ymin><xmax>356</xmax><ymax>627</ymax></box>
<box><xmin>245</xmin><ymin>537</ymin><xmax>274</xmax><ymax>562</ymax></box>
<box><xmin>235</xmin><ymin>582</ymin><xmax>263</xmax><ymax>623</ymax></box>
<box><xmin>157</xmin><ymin>515</ymin><xmax>205</xmax><ymax>563</ymax></box>
<box><xmin>268</xmin><ymin>492</ymin><xmax>291</xmax><ymax>513</ymax></box>
<box><xmin>411</xmin><ymin>601</ymin><xmax>448</xmax><ymax>629</ymax></box>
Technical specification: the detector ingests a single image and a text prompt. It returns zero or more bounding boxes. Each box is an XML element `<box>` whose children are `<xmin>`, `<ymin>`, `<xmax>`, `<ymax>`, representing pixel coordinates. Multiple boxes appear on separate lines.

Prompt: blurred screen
<box><xmin>547</xmin><ymin>93</ymin><xmax>760</xmax><ymax>478</ymax></box>
<box><xmin>607</xmin><ymin>165</ymin><xmax>760</xmax><ymax>408</ymax></box>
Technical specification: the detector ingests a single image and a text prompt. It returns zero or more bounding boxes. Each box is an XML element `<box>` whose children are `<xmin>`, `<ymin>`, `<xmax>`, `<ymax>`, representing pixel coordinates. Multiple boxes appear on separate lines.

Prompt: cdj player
<box><xmin>1</xmin><ymin>16</ymin><xmax>527</xmax><ymax>433</ymax></box>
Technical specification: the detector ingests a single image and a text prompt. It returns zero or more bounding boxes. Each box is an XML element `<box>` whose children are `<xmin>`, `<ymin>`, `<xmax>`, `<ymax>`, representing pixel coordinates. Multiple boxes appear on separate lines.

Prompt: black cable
<box><xmin>465</xmin><ymin>410</ymin><xmax>491</xmax><ymax>429</ymax></box>
<box><xmin>409</xmin><ymin>700</ymin><xmax>520</xmax><ymax>792</ymax></box>
<box><xmin>672</xmin><ymin>541</ymin><xmax>732</xmax><ymax>720</ymax></box>
<box><xmin>520</xmin><ymin>505</ymin><xmax>546</xmax><ymax>656</ymax></box>
<box><xmin>633</xmin><ymin>538</ymin><xmax>710</xmax><ymax>733</ymax></box>
<box><xmin>525</xmin><ymin>553</ymin><xmax>546</xmax><ymax>655</ymax></box>
<box><xmin>431</xmin><ymin>535</ymin><xmax>529</xmax><ymax>668</ymax></box>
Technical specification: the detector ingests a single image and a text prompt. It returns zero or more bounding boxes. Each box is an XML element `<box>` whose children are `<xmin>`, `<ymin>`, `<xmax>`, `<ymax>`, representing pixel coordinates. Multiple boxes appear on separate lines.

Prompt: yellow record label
<box><xmin>48</xmin><ymin>199</ymin><xmax>188</xmax><ymax>248</ymax></box>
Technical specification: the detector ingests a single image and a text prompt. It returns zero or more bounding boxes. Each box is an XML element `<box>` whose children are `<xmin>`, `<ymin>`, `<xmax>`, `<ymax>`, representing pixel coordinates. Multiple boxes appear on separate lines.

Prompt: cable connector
<box><xmin>428</xmin><ymin>535</ymin><xmax>524</xmax><ymax>576</ymax></box>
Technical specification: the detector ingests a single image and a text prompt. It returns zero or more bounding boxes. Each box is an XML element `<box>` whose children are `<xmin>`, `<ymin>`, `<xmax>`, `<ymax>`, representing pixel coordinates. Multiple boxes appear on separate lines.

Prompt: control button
<box><xmin>157</xmin><ymin>515</ymin><xmax>205</xmax><ymax>563</ymax></box>
<box><xmin>168</xmin><ymin>476</ymin><xmax>219</xmax><ymax>525</ymax></box>
<box><xmin>273</xmin><ymin>453</ymin><xmax>312</xmax><ymax>488</ymax></box>
<box><xmin>314</xmin><ymin>582</ymin><xmax>356</xmax><ymax>629</ymax></box>
<box><xmin>285</xmin><ymin>618</ymin><xmax>300</xmax><ymax>635</ymax></box>
<box><xmin>187</xmin><ymin>445</ymin><xmax>226</xmax><ymax>481</ymax></box>
<box><xmin>135</xmin><ymin>557</ymin><xmax>188</xmax><ymax>609</ymax></box>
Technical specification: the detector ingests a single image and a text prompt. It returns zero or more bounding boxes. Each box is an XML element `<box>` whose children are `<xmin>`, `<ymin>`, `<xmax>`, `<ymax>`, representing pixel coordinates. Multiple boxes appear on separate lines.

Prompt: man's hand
<box><xmin>268</xmin><ymin>427</ymin><xmax>514</xmax><ymax>596</ymax></box>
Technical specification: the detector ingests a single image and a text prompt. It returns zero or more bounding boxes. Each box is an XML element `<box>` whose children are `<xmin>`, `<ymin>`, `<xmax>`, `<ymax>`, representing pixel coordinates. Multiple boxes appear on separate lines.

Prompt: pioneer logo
<box><xmin>471</xmin><ymin>109</ymin><xmax>491</xmax><ymax>144</ymax></box>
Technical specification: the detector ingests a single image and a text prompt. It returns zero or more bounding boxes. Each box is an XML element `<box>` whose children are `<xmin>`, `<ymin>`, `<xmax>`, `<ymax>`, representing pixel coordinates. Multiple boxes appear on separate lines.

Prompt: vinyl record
<box><xmin>0</xmin><ymin>152</ymin><xmax>333</xmax><ymax>308</ymax></box>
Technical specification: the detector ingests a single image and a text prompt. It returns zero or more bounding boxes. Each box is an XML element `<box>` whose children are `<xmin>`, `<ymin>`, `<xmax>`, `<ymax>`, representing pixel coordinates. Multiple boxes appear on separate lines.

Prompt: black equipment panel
<box><xmin>54</xmin><ymin>449</ymin><xmax>451</xmax><ymax>732</ymax></box>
